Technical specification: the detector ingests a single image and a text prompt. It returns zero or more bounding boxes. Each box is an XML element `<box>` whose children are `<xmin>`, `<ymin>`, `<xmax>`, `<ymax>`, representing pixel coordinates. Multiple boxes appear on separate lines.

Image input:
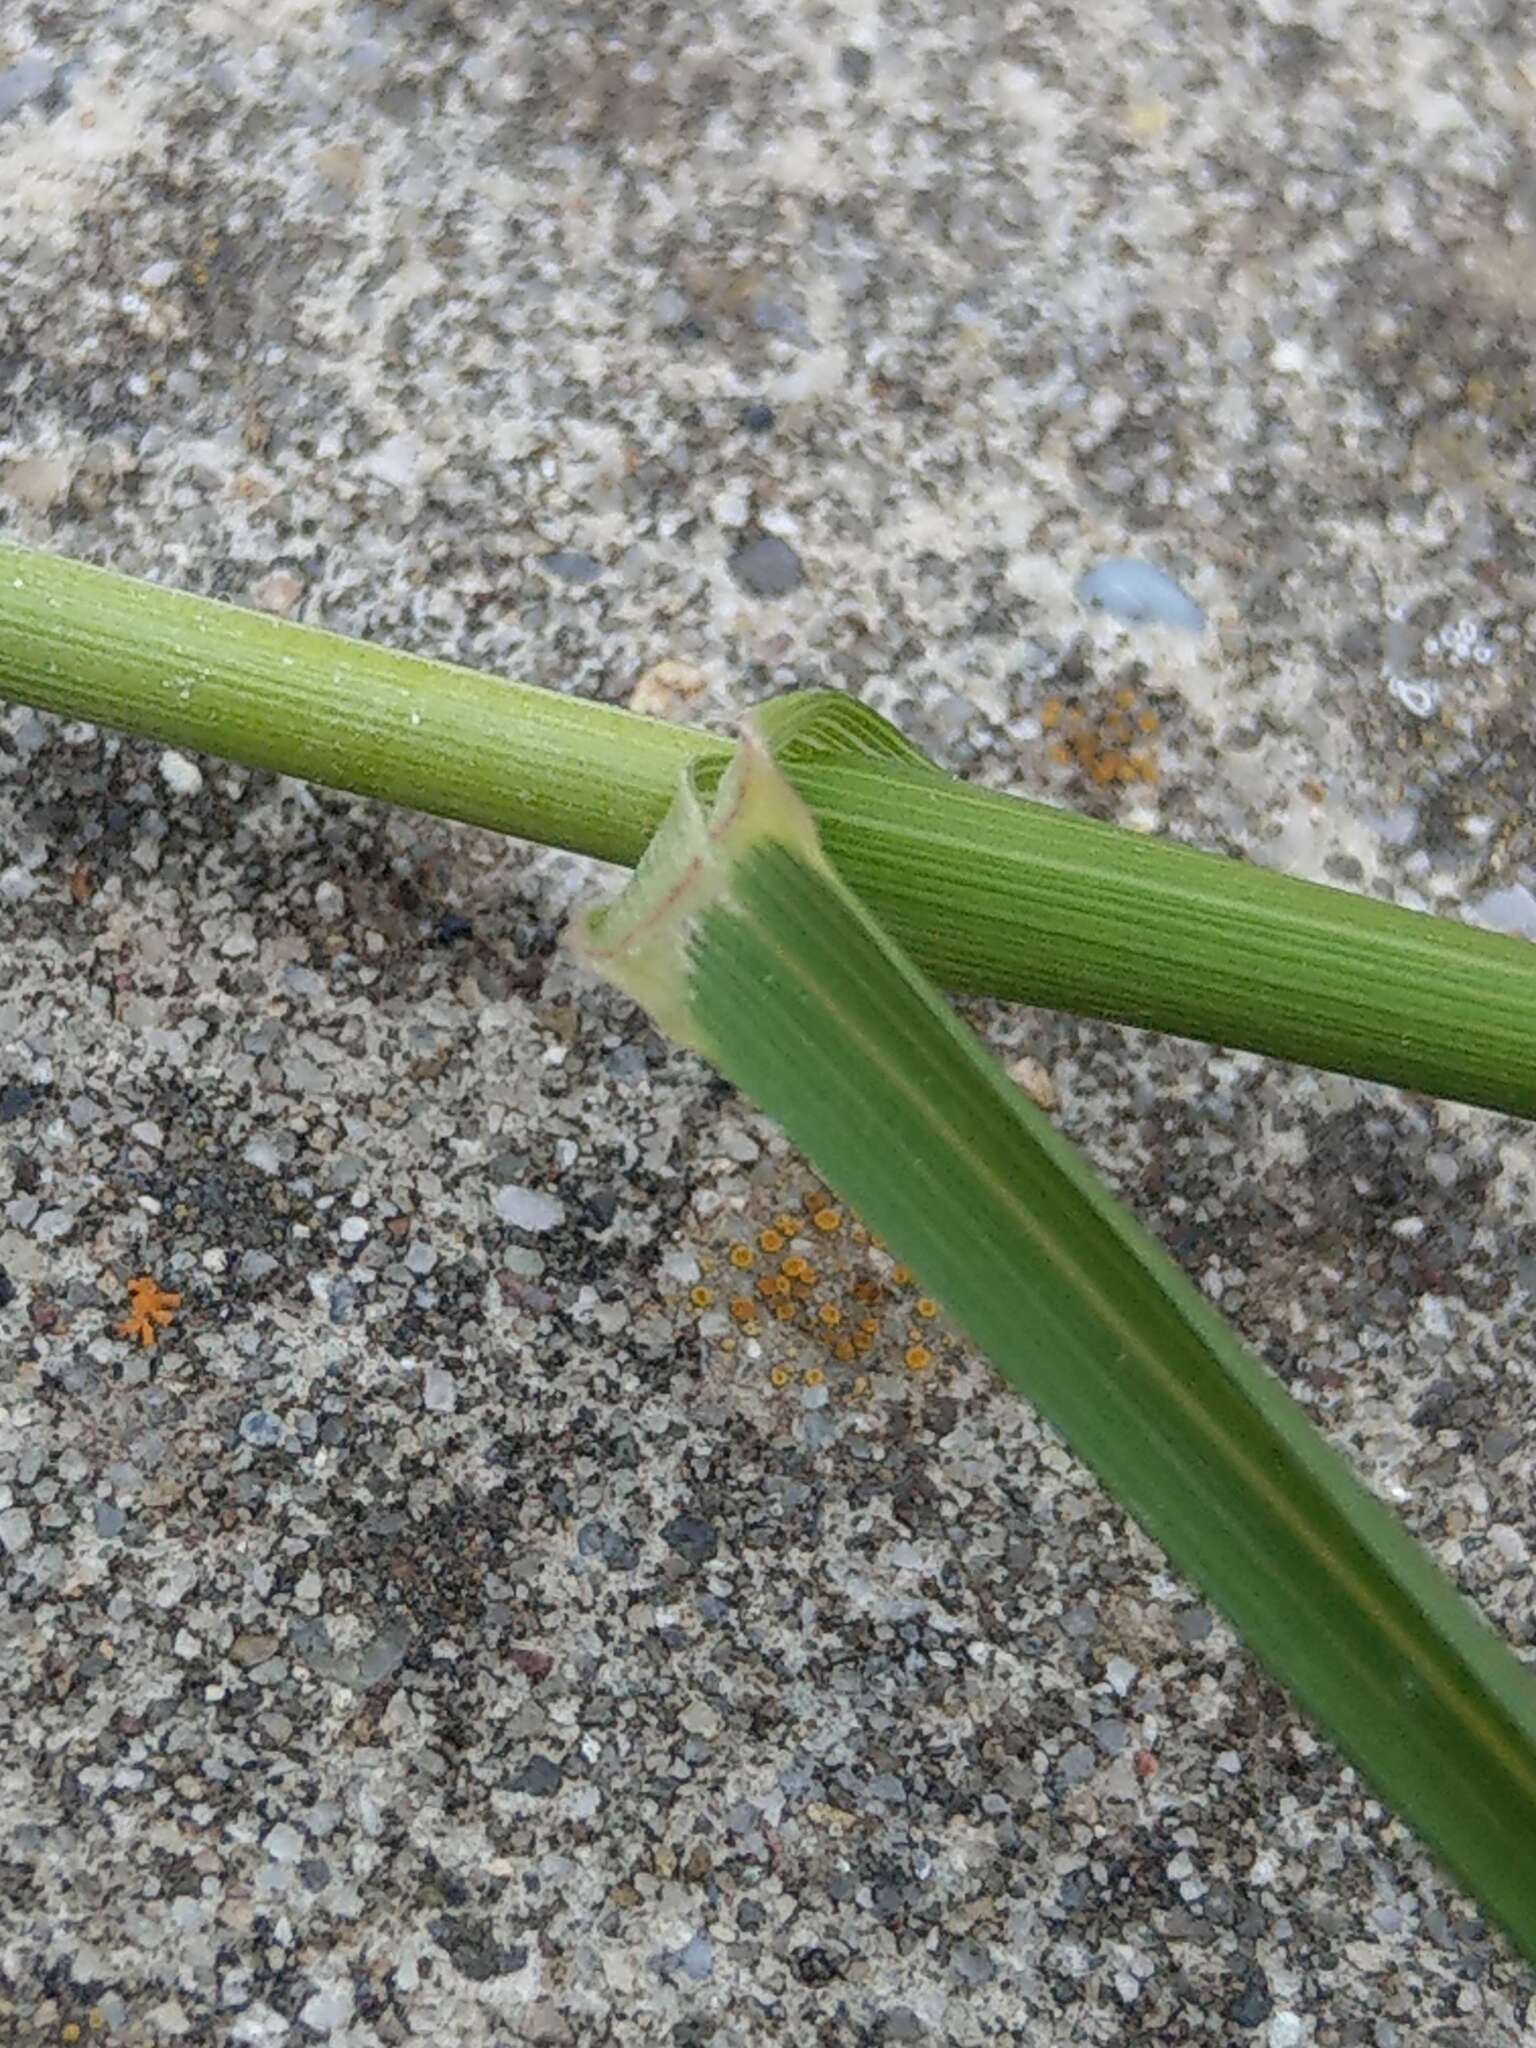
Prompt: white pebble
<box><xmin>263</xmin><ymin>1822</ymin><xmax>304</xmax><ymax>1863</ymax></box>
<box><xmin>298</xmin><ymin>1985</ymin><xmax>353</xmax><ymax>2034</ymax></box>
<box><xmin>0</xmin><ymin>1507</ymin><xmax>34</xmax><ymax>1554</ymax></box>
<box><xmin>493</xmin><ymin>1184</ymin><xmax>564</xmax><ymax>1233</ymax></box>
<box><xmin>1465</xmin><ymin>883</ymin><xmax>1536</xmax><ymax>943</ymax></box>
<box><xmin>422</xmin><ymin>1367</ymin><xmax>458</xmax><ymax>1414</ymax></box>
<box><xmin>158</xmin><ymin>749</ymin><xmax>204</xmax><ymax>798</ymax></box>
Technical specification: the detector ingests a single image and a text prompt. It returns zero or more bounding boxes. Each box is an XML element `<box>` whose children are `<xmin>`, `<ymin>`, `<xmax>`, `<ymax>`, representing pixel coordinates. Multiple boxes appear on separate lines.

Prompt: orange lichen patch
<box><xmin>689</xmin><ymin>1285</ymin><xmax>713</xmax><ymax>1310</ymax></box>
<box><xmin>116</xmin><ymin>1275</ymin><xmax>182</xmax><ymax>1348</ymax></box>
<box><xmin>1043</xmin><ymin>686</ymin><xmax>1162</xmax><ymax>788</ymax></box>
<box><xmin>685</xmin><ymin>1177</ymin><xmax>961</xmax><ymax>1395</ymax></box>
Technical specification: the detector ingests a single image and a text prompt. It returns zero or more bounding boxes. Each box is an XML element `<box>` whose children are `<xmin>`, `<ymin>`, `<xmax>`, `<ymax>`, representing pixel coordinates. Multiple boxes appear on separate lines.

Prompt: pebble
<box><xmin>1466</xmin><ymin>882</ymin><xmax>1536</xmax><ymax>943</ymax></box>
<box><xmin>158</xmin><ymin>750</ymin><xmax>204</xmax><ymax>798</ymax></box>
<box><xmin>1233</xmin><ymin>1971</ymin><xmax>1274</xmax><ymax>2028</ymax></box>
<box><xmin>0</xmin><ymin>56</ymin><xmax>56</xmax><ymax>120</ymax></box>
<box><xmin>3</xmin><ymin>454</ymin><xmax>72</xmax><ymax>511</ymax></box>
<box><xmin>0</xmin><ymin>1507</ymin><xmax>34</xmax><ymax>1554</ymax></box>
<box><xmin>661</xmin><ymin>1512</ymin><xmax>719</xmax><ymax>1566</ymax></box>
<box><xmin>239</xmin><ymin>1410</ymin><xmax>283</xmax><ymax>1449</ymax></box>
<box><xmin>513</xmin><ymin>1753</ymin><xmax>563</xmax><ymax>1797</ymax></box>
<box><xmin>93</xmin><ymin>1502</ymin><xmax>126</xmax><ymax>1539</ymax></box>
<box><xmin>250</xmin><ymin>569</ymin><xmax>305</xmax><ymax>616</ymax></box>
<box><xmin>680</xmin><ymin>1934</ymin><xmax>714</xmax><ymax>1981</ymax></box>
<box><xmin>1075</xmin><ymin>558</ymin><xmax>1205</xmax><ymax>630</ymax></box>
<box><xmin>422</xmin><ymin>1366</ymin><xmax>457</xmax><ymax>1414</ymax></box>
<box><xmin>1060</xmin><ymin>1742</ymin><xmax>1095</xmax><ymax>1783</ymax></box>
<box><xmin>364</xmin><ymin>433</ymin><xmax>426</xmax><ymax>489</ymax></box>
<box><xmin>493</xmin><ymin>1183</ymin><xmax>564</xmax><ymax>1232</ymax></box>
<box><xmin>630</xmin><ymin>657</ymin><xmax>707</xmax><ymax>719</ymax></box>
<box><xmin>1008</xmin><ymin>1054</ymin><xmax>1058</xmax><ymax>1112</ymax></box>
<box><xmin>730</xmin><ymin>534</ymin><xmax>805</xmax><ymax>596</ymax></box>
<box><xmin>298</xmin><ymin>1985</ymin><xmax>353</xmax><ymax>2035</ymax></box>
<box><xmin>680</xmin><ymin>1698</ymin><xmax>721</xmax><ymax>1739</ymax></box>
<box><xmin>542</xmin><ymin>550</ymin><xmax>602</xmax><ymax>584</ymax></box>
<box><xmin>264</xmin><ymin>1821</ymin><xmax>305</xmax><ymax>1863</ymax></box>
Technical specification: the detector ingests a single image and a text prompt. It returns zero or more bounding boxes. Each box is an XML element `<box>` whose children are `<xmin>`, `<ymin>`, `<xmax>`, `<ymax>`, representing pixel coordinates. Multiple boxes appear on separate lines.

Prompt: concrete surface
<box><xmin>3</xmin><ymin>2</ymin><xmax>1536</xmax><ymax>2043</ymax></box>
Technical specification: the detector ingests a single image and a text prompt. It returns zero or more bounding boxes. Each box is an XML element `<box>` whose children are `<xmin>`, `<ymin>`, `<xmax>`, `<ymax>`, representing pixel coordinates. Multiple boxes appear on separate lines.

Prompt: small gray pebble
<box><xmin>730</xmin><ymin>534</ymin><xmax>805</xmax><ymax>597</ymax></box>
<box><xmin>951</xmin><ymin>1941</ymin><xmax>996</xmax><ymax>1986</ymax></box>
<box><xmin>541</xmin><ymin>550</ymin><xmax>602</xmax><ymax>584</ymax></box>
<box><xmin>661</xmin><ymin>1513</ymin><xmax>718</xmax><ymax>1566</ymax></box>
<box><xmin>238</xmin><ymin>1410</ymin><xmax>283</xmax><ymax>1449</ymax></box>
<box><xmin>1176</xmin><ymin>1605</ymin><xmax>1214</xmax><ymax>1644</ymax></box>
<box><xmin>0</xmin><ymin>57</ymin><xmax>56</xmax><ymax>121</ymax></box>
<box><xmin>513</xmin><ymin>1752</ymin><xmax>563</xmax><ymax>1797</ymax></box>
<box><xmin>93</xmin><ymin>1502</ymin><xmax>126</xmax><ymax>1540</ymax></box>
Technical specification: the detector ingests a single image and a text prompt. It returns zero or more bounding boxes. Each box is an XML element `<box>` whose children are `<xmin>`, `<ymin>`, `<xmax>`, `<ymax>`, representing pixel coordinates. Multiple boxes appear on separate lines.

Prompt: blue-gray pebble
<box><xmin>730</xmin><ymin>535</ymin><xmax>805</xmax><ymax>597</ymax></box>
<box><xmin>1075</xmin><ymin>558</ymin><xmax>1205</xmax><ymax>631</ymax></box>
<box><xmin>541</xmin><ymin>550</ymin><xmax>602</xmax><ymax>584</ymax></box>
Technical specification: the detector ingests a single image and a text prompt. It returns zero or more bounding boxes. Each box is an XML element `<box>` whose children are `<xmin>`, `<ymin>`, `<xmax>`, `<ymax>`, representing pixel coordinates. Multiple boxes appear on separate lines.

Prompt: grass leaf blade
<box><xmin>581</xmin><ymin>729</ymin><xmax>1536</xmax><ymax>1962</ymax></box>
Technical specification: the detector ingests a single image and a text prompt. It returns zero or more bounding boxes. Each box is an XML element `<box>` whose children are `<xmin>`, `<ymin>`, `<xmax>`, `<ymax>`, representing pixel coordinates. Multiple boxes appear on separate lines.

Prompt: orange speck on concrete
<box><xmin>904</xmin><ymin>1345</ymin><xmax>932</xmax><ymax>1372</ymax></box>
<box><xmin>813</xmin><ymin>1208</ymin><xmax>841</xmax><ymax>1234</ymax></box>
<box><xmin>115</xmin><ymin>1275</ymin><xmax>182</xmax><ymax>1348</ymax></box>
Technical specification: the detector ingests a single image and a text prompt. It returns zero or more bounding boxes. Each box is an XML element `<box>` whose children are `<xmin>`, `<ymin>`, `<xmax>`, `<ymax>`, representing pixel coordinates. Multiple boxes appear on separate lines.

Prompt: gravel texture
<box><xmin>3</xmin><ymin>3</ymin><xmax>1536</xmax><ymax>2043</ymax></box>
